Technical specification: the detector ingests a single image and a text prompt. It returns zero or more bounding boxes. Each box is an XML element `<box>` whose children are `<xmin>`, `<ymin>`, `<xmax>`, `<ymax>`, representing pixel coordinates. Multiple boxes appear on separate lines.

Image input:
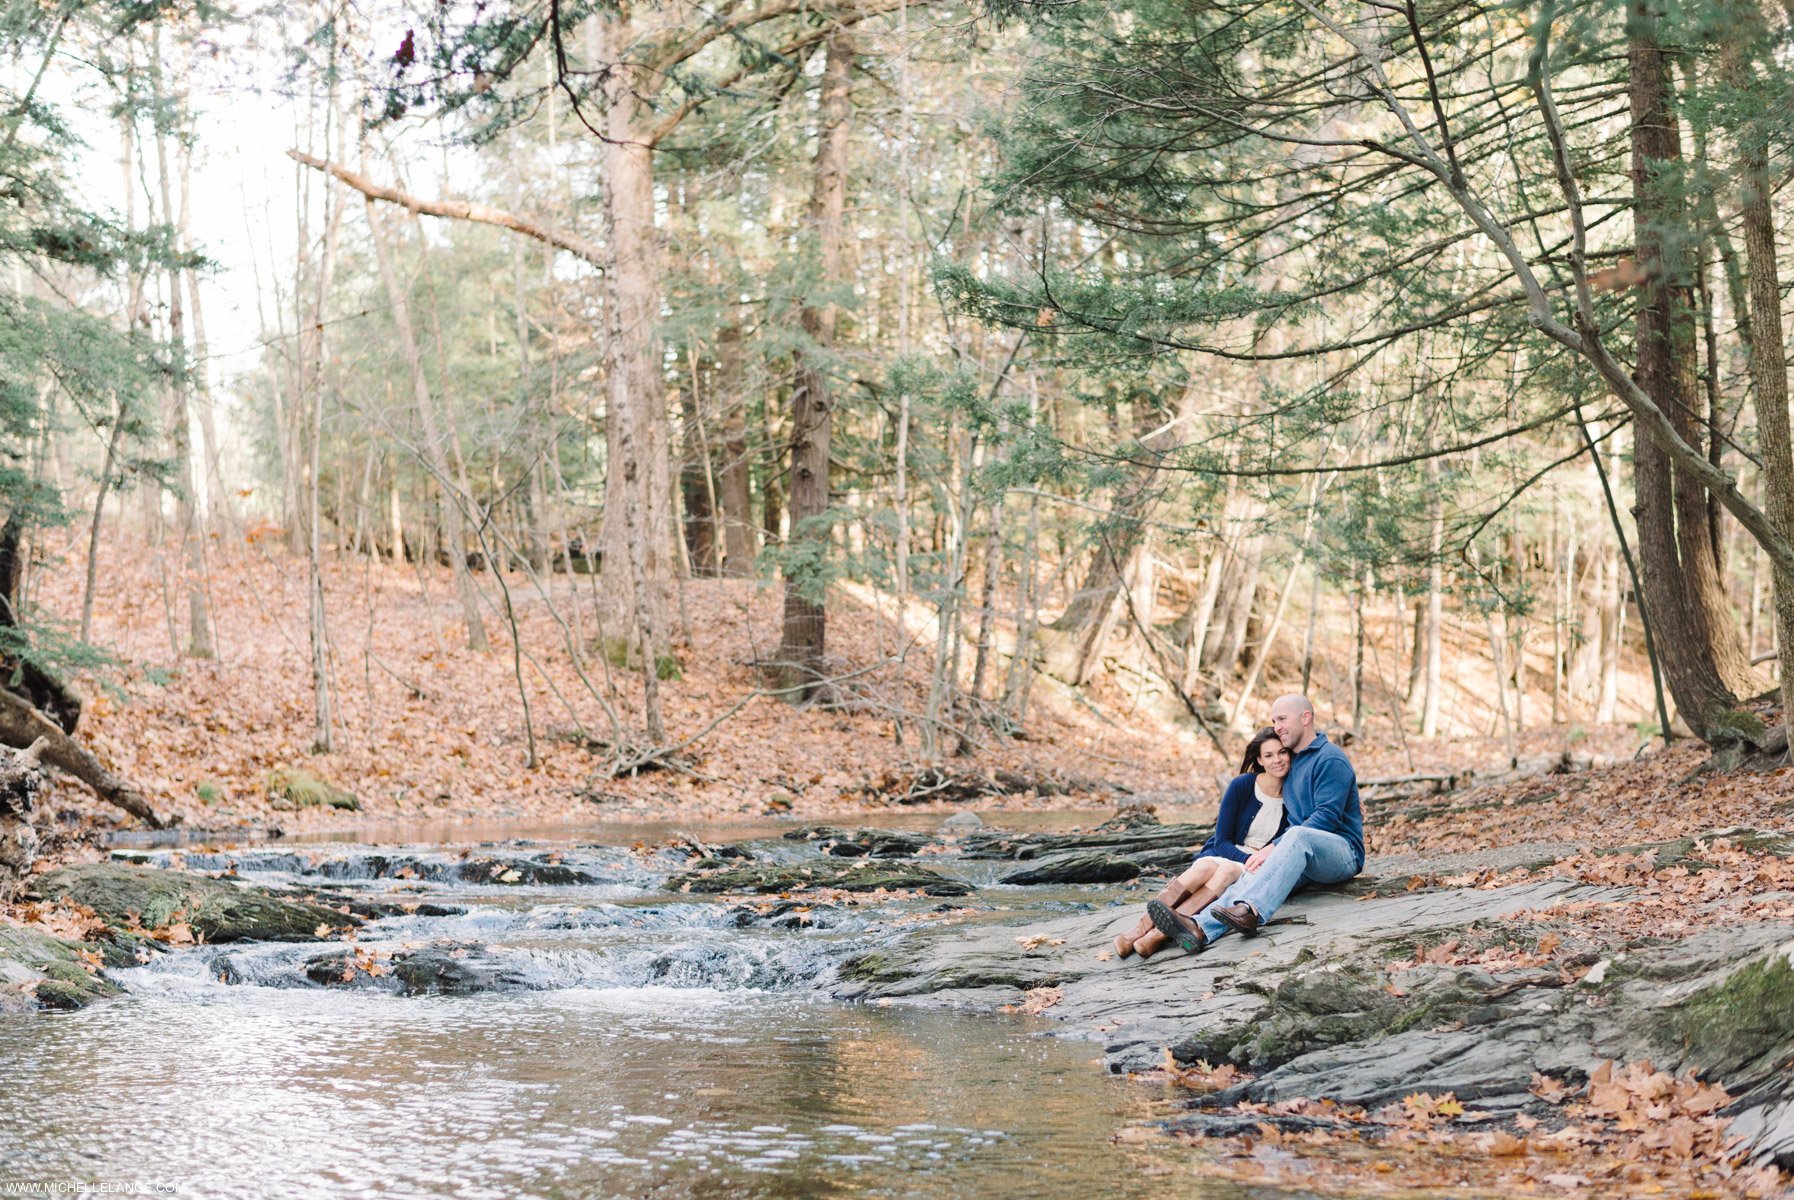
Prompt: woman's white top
<box><xmin>1240</xmin><ymin>780</ymin><xmax>1285</xmax><ymax>852</ymax></box>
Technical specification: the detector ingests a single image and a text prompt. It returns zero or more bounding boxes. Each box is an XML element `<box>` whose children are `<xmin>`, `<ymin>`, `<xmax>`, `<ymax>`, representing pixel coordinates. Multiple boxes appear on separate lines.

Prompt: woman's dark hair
<box><xmin>1239</xmin><ymin>727</ymin><xmax>1282</xmax><ymax>775</ymax></box>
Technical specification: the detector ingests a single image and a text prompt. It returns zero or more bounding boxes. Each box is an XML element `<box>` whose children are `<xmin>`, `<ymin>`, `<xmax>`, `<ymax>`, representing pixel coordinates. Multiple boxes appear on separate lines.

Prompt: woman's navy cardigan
<box><xmin>1196</xmin><ymin>773</ymin><xmax>1287</xmax><ymax>864</ymax></box>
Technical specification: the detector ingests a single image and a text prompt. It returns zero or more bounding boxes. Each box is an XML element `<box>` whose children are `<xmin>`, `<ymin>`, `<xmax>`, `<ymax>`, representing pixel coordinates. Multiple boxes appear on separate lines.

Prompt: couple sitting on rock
<box><xmin>1115</xmin><ymin>694</ymin><xmax>1365</xmax><ymax>958</ymax></box>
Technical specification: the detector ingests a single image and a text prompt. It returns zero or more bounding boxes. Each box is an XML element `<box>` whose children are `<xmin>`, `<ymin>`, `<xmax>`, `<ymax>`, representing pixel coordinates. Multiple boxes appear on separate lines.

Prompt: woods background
<box><xmin>2</xmin><ymin>0</ymin><xmax>1790</xmax><ymax>827</ymax></box>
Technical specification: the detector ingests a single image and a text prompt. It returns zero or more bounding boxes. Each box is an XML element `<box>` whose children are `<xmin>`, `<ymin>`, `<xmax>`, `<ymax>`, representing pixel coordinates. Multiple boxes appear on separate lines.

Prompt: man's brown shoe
<box><xmin>1212</xmin><ymin>901</ymin><xmax>1262</xmax><ymax>937</ymax></box>
<box><xmin>1146</xmin><ymin>900</ymin><xmax>1207</xmax><ymax>954</ymax></box>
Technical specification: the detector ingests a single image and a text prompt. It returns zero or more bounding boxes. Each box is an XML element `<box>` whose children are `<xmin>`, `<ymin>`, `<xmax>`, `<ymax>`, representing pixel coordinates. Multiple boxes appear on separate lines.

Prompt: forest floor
<box><xmin>26</xmin><ymin>534</ymin><xmax>1660</xmax><ymax>837</ymax></box>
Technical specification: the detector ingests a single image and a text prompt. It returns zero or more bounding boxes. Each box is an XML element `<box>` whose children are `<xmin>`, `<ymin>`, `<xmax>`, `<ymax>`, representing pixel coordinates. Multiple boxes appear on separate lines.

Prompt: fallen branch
<box><xmin>0</xmin><ymin>688</ymin><xmax>168</xmax><ymax>827</ymax></box>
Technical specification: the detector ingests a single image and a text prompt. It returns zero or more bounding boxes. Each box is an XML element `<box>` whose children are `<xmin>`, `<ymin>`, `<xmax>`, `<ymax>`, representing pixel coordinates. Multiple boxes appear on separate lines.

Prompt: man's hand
<box><xmin>1244</xmin><ymin>845</ymin><xmax>1275</xmax><ymax>874</ymax></box>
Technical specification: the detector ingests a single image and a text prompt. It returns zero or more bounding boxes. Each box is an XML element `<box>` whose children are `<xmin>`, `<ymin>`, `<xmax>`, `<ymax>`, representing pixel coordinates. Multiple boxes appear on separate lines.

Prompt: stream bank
<box><xmin>5</xmin><ymin>811</ymin><xmax>1793</xmax><ymax>1194</ymax></box>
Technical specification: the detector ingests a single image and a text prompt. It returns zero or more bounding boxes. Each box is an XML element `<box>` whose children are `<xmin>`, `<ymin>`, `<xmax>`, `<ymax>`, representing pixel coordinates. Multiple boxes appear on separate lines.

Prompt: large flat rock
<box><xmin>834</xmin><ymin>877</ymin><xmax>1613</xmax><ymax>1070</ymax></box>
<box><xmin>833</xmin><ymin>861</ymin><xmax>1794</xmax><ymax>1170</ymax></box>
<box><xmin>34</xmin><ymin>863</ymin><xmax>355</xmax><ymax>943</ymax></box>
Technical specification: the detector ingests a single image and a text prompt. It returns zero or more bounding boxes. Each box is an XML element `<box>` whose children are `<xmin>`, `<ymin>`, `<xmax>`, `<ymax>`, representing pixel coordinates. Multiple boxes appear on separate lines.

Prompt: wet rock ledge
<box><xmin>827</xmin><ymin>832</ymin><xmax>1794</xmax><ymax>1171</ymax></box>
<box><xmin>2</xmin><ymin>861</ymin><xmax>359</xmax><ymax>1011</ymax></box>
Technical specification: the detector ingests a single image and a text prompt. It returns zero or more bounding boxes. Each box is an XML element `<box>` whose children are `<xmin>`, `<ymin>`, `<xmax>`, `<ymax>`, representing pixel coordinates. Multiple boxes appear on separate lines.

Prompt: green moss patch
<box><xmin>1667</xmin><ymin>945</ymin><xmax>1794</xmax><ymax>1078</ymax></box>
<box><xmin>264</xmin><ymin>766</ymin><xmax>360</xmax><ymax>812</ymax></box>
<box><xmin>35</xmin><ymin>863</ymin><xmax>356</xmax><ymax>943</ymax></box>
<box><xmin>0</xmin><ymin>925</ymin><xmax>122</xmax><ymax>1011</ymax></box>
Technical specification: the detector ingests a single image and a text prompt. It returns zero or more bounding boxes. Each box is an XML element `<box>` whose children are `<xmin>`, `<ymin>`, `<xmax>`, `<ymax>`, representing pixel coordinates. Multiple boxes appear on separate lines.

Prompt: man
<box><xmin>1148</xmin><ymin>693</ymin><xmax>1364</xmax><ymax>952</ymax></box>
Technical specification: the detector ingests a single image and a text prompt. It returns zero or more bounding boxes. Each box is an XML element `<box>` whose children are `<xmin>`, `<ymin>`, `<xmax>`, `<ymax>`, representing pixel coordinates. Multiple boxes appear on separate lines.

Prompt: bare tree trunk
<box><xmin>1352</xmin><ymin>574</ymin><xmax>1367</xmax><ymax>731</ymax></box>
<box><xmin>1177</xmin><ymin>543</ymin><xmax>1227</xmax><ymax>694</ymax></box>
<box><xmin>1001</xmin><ymin>378</ymin><xmax>1044</xmax><ymax>723</ymax></box>
<box><xmin>365</xmin><ymin>198</ymin><xmax>490</xmax><ymax>652</ymax></box>
<box><xmin>924</xmin><ymin>418</ymin><xmax>973</xmax><ymax>758</ymax></box>
<box><xmin>1510</xmin><ymin>531</ymin><xmax>1528</xmax><ymax>733</ymax></box>
<box><xmin>715</xmin><ymin>324</ymin><xmax>757</xmax><ymax>577</ymax></box>
<box><xmin>1406</xmin><ymin>597</ymin><xmax>1426</xmax><ymax>703</ymax></box>
<box><xmin>1300</xmin><ymin>564</ymin><xmax>1321</xmax><ymax>693</ymax></box>
<box><xmin>1420</xmin><ymin>514</ymin><xmax>1444</xmax><ymax>738</ymax></box>
<box><xmin>306</xmin><ymin>323</ymin><xmax>333</xmax><ymax>752</ymax></box>
<box><xmin>894</xmin><ymin>390</ymin><xmax>911</xmax><ymax>609</ymax></box>
<box><xmin>963</xmin><ymin>491</ymin><xmax>1005</xmax><ymax>740</ymax></box>
<box><xmin>149</xmin><ymin>33</ymin><xmax>212</xmax><ymax>658</ymax></box>
<box><xmin>80</xmin><ymin>403</ymin><xmax>125</xmax><ymax>645</ymax></box>
<box><xmin>1206</xmin><ymin>531</ymin><xmax>1264</xmax><ymax>677</ymax></box>
<box><xmin>178</xmin><ymin>121</ymin><xmax>231</xmax><ymax>535</ymax></box>
<box><xmin>1725</xmin><ymin>22</ymin><xmax>1794</xmax><ymax>735</ymax></box>
<box><xmin>775</xmin><ymin>32</ymin><xmax>855</xmax><ymax>698</ymax></box>
<box><xmin>597</xmin><ymin>11</ymin><xmax>677</xmax><ymax>669</ymax></box>
<box><xmin>679</xmin><ymin>381</ymin><xmax>718</xmax><ymax>576</ymax></box>
<box><xmin>1627</xmin><ymin>12</ymin><xmax>1747</xmax><ymax>739</ymax></box>
<box><xmin>1598</xmin><ymin>542</ymin><xmax>1621</xmax><ymax>723</ymax></box>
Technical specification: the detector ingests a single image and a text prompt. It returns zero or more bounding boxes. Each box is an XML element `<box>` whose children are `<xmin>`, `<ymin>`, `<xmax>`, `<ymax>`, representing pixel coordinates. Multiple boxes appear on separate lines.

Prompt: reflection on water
<box><xmin>0</xmin><ymin>985</ymin><xmax>1234</xmax><ymax>1199</ymax></box>
<box><xmin>2</xmin><ymin>818</ymin><xmax>1280</xmax><ymax>1199</ymax></box>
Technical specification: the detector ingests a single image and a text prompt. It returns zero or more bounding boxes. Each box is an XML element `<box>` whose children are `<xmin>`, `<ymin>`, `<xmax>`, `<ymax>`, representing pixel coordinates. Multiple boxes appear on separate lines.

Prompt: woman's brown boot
<box><xmin>1115</xmin><ymin>880</ymin><xmax>1191</xmax><ymax>957</ymax></box>
<box><xmin>1134</xmin><ymin>927</ymin><xmax>1169</xmax><ymax>958</ymax></box>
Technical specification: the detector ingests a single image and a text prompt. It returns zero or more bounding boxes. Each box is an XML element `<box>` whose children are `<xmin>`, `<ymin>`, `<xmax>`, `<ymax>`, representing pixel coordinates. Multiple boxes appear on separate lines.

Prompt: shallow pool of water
<box><xmin>3</xmin><ymin>983</ymin><xmax>1243</xmax><ymax>1198</ymax></box>
<box><xmin>0</xmin><ymin>824</ymin><xmax>1274</xmax><ymax>1198</ymax></box>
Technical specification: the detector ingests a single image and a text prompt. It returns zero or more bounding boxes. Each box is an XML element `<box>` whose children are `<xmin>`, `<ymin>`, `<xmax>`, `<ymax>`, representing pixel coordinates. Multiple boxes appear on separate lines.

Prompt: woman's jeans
<box><xmin>1195</xmin><ymin>825</ymin><xmax>1359</xmax><ymax>943</ymax></box>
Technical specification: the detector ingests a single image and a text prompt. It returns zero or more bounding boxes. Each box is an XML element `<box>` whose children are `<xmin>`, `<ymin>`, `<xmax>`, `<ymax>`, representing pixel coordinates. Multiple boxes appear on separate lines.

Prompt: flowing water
<box><xmin>0</xmin><ymin>817</ymin><xmax>1280</xmax><ymax>1199</ymax></box>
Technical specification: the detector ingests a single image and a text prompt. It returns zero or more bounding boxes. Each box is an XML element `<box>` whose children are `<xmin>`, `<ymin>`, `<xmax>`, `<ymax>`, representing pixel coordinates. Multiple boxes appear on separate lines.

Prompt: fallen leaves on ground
<box><xmin>38</xmin><ymin>540</ymin><xmax>1210</xmax><ymax>831</ymax></box>
<box><xmin>1002</xmin><ymin>985</ymin><xmax>1062</xmax><ymax>1015</ymax></box>
<box><xmin>1140</xmin><ymin>1059</ymin><xmax>1782</xmax><ymax>1198</ymax></box>
<box><xmin>1152</xmin><ymin>1051</ymin><xmax>1248</xmax><ymax>1094</ymax></box>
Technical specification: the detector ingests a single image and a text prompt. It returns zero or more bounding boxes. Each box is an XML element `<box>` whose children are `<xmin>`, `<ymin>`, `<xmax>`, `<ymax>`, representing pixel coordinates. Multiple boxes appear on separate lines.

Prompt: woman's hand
<box><xmin>1244</xmin><ymin>845</ymin><xmax>1274</xmax><ymax>873</ymax></box>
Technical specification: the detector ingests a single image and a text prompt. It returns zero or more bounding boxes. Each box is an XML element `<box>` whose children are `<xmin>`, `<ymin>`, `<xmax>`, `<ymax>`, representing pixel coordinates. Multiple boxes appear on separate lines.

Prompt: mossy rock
<box><xmin>839</xmin><ymin>950</ymin><xmax>893</xmax><ymax>985</ymax></box>
<box><xmin>1664</xmin><ymin>942</ymin><xmax>1794</xmax><ymax>1079</ymax></box>
<box><xmin>391</xmin><ymin>944</ymin><xmax>532</xmax><ymax>995</ymax></box>
<box><xmin>1172</xmin><ymin>963</ymin><xmax>1503</xmax><ymax>1072</ymax></box>
<box><xmin>999</xmin><ymin>852</ymin><xmax>1141</xmax><ymax>886</ymax></box>
<box><xmin>0</xmin><ymin>925</ymin><xmax>122</xmax><ymax>1012</ymax></box>
<box><xmin>34</xmin><ymin>863</ymin><xmax>356</xmax><ymax>943</ymax></box>
<box><xmin>670</xmin><ymin>859</ymin><xmax>973</xmax><ymax>897</ymax></box>
<box><xmin>959</xmin><ymin>824</ymin><xmax>1208</xmax><ymax>862</ymax></box>
<box><xmin>1612</xmin><ymin>828</ymin><xmax>1794</xmax><ymax>870</ymax></box>
<box><xmin>782</xmin><ymin>827</ymin><xmax>931</xmax><ymax>859</ymax></box>
<box><xmin>836</xmin><ymin>948</ymin><xmax>1061</xmax><ymax>994</ymax></box>
<box><xmin>456</xmin><ymin>859</ymin><xmax>594</xmax><ymax>886</ymax></box>
<box><xmin>264</xmin><ymin>766</ymin><xmax>360</xmax><ymax>812</ymax></box>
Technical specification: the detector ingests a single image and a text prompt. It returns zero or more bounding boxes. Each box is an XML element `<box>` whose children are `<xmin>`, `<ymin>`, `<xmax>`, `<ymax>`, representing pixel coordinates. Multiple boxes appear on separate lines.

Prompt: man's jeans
<box><xmin>1196</xmin><ymin>825</ymin><xmax>1358</xmax><ymax>943</ymax></box>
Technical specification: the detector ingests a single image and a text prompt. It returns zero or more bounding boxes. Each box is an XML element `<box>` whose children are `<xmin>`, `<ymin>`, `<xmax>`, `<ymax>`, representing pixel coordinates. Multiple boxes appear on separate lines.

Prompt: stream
<box><xmin>0</xmin><ymin>815</ymin><xmax>1289</xmax><ymax>1199</ymax></box>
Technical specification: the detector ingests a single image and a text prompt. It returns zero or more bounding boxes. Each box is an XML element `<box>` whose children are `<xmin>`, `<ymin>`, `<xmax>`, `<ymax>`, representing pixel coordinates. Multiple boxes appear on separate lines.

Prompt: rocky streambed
<box><xmin>7</xmin><ymin>812</ymin><xmax>1794</xmax><ymax>1179</ymax></box>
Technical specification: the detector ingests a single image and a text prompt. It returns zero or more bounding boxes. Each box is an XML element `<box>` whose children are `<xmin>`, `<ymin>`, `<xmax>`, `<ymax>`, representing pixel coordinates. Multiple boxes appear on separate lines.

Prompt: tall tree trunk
<box><xmin>1628</xmin><ymin>11</ymin><xmax>1742</xmax><ymax>738</ymax></box>
<box><xmin>597</xmin><ymin>11</ymin><xmax>677</xmax><ymax>672</ymax></box>
<box><xmin>80</xmin><ymin>402</ymin><xmax>125</xmax><ymax>645</ymax></box>
<box><xmin>715</xmin><ymin>324</ymin><xmax>757</xmax><ymax>577</ymax></box>
<box><xmin>178</xmin><ymin>118</ymin><xmax>230</xmax><ymax>535</ymax></box>
<box><xmin>365</xmin><ymin>200</ymin><xmax>490</xmax><ymax>653</ymax></box>
<box><xmin>1421</xmin><ymin>485</ymin><xmax>1444</xmax><ymax>738</ymax></box>
<box><xmin>149</xmin><ymin>33</ymin><xmax>212</xmax><ymax>659</ymax></box>
<box><xmin>1048</xmin><ymin>393</ymin><xmax>1198</xmax><ymax>684</ymax></box>
<box><xmin>679</xmin><ymin>382</ymin><xmax>718</xmax><ymax>576</ymax></box>
<box><xmin>776</xmin><ymin>32</ymin><xmax>854</xmax><ymax>699</ymax></box>
<box><xmin>958</xmin><ymin>493</ymin><xmax>1006</xmax><ymax>754</ymax></box>
<box><xmin>1598</xmin><ymin>543</ymin><xmax>1622</xmax><ymax>723</ymax></box>
<box><xmin>1736</xmin><ymin>123</ymin><xmax>1794</xmax><ymax>731</ymax></box>
<box><xmin>1727</xmin><ymin>29</ymin><xmax>1794</xmax><ymax>736</ymax></box>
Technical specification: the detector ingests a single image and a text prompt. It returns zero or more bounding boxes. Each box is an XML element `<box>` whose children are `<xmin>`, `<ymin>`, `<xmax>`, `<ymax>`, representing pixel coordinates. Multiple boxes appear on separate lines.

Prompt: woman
<box><xmin>1114</xmin><ymin>728</ymin><xmax>1290</xmax><ymax>958</ymax></box>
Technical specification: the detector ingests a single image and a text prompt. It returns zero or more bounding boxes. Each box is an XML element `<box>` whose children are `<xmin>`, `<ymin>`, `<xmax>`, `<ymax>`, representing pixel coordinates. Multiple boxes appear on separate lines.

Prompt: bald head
<box><xmin>1269</xmin><ymin>694</ymin><xmax>1316</xmax><ymax>753</ymax></box>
